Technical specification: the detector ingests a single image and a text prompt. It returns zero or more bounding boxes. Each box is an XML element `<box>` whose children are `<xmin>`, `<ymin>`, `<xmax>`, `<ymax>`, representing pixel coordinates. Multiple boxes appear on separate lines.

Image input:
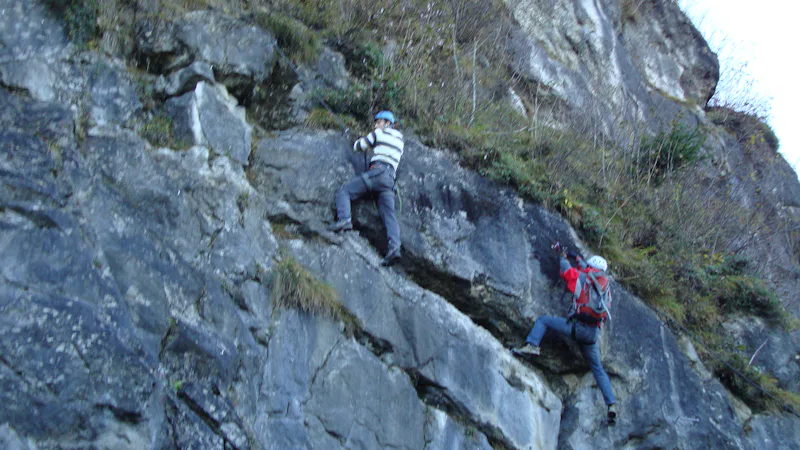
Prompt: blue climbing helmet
<box><xmin>374</xmin><ymin>110</ymin><xmax>396</xmax><ymax>125</ymax></box>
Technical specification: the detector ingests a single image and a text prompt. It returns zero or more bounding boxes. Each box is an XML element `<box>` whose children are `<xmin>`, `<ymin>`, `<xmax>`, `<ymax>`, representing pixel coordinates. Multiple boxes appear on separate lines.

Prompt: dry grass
<box><xmin>271</xmin><ymin>255</ymin><xmax>358</xmax><ymax>333</ymax></box>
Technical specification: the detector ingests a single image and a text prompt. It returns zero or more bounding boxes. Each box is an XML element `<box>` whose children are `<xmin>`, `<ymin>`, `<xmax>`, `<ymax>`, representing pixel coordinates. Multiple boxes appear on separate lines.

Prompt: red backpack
<box><xmin>571</xmin><ymin>270</ymin><xmax>612</xmax><ymax>325</ymax></box>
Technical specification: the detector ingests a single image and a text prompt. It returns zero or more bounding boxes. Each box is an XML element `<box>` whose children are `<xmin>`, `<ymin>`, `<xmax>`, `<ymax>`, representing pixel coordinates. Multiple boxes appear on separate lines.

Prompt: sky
<box><xmin>678</xmin><ymin>0</ymin><xmax>799</xmax><ymax>179</ymax></box>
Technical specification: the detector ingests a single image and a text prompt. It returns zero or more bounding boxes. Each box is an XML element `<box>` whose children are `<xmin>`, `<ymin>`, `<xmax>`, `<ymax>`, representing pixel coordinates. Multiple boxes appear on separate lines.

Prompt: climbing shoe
<box><xmin>381</xmin><ymin>247</ymin><xmax>401</xmax><ymax>266</ymax></box>
<box><xmin>512</xmin><ymin>343</ymin><xmax>540</xmax><ymax>356</ymax></box>
<box><xmin>328</xmin><ymin>219</ymin><xmax>353</xmax><ymax>232</ymax></box>
<box><xmin>607</xmin><ymin>404</ymin><xmax>617</xmax><ymax>420</ymax></box>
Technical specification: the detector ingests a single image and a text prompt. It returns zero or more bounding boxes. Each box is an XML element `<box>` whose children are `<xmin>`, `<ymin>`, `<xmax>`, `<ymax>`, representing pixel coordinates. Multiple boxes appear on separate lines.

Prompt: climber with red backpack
<box><xmin>513</xmin><ymin>242</ymin><xmax>617</xmax><ymax>422</ymax></box>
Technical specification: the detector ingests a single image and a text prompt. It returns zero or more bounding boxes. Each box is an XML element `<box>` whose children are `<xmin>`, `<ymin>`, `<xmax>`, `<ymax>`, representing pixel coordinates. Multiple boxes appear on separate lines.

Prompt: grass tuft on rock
<box><xmin>271</xmin><ymin>255</ymin><xmax>358</xmax><ymax>333</ymax></box>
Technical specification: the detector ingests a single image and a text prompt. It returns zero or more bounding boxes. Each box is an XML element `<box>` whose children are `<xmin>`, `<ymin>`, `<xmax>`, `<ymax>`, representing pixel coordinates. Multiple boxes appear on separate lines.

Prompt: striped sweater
<box><xmin>353</xmin><ymin>128</ymin><xmax>404</xmax><ymax>171</ymax></box>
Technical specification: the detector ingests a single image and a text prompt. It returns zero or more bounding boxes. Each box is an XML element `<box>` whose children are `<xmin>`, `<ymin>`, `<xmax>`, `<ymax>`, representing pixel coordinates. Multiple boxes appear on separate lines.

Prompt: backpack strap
<box><xmin>587</xmin><ymin>271</ymin><xmax>604</xmax><ymax>296</ymax></box>
<box><xmin>570</xmin><ymin>272</ymin><xmax>586</xmax><ymax>315</ymax></box>
<box><xmin>587</xmin><ymin>271</ymin><xmax>612</xmax><ymax>321</ymax></box>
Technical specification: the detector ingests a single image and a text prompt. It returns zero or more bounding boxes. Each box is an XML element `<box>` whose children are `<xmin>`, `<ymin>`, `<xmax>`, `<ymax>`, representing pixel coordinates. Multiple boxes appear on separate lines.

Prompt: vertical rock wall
<box><xmin>1</xmin><ymin>1</ymin><xmax>798</xmax><ymax>449</ymax></box>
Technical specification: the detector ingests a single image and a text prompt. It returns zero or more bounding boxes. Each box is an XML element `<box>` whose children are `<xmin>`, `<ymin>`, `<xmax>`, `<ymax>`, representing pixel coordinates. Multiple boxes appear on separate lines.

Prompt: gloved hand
<box><xmin>553</xmin><ymin>242</ymin><xmax>575</xmax><ymax>260</ymax></box>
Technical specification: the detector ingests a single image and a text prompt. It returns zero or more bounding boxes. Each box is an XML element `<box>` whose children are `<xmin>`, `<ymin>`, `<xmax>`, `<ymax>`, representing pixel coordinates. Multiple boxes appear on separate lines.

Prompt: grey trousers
<box><xmin>334</xmin><ymin>164</ymin><xmax>400</xmax><ymax>251</ymax></box>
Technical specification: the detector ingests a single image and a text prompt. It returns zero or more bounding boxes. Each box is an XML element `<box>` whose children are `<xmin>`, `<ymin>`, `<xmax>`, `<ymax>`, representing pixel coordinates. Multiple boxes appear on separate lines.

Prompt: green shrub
<box><xmin>706</xmin><ymin>107</ymin><xmax>778</xmax><ymax>152</ymax></box>
<box><xmin>482</xmin><ymin>152</ymin><xmax>551</xmax><ymax>204</ymax></box>
<box><xmin>715</xmin><ymin>276</ymin><xmax>784</xmax><ymax>322</ymax></box>
<box><xmin>279</xmin><ymin>0</ymin><xmax>338</xmax><ymax>30</ymax></box>
<box><xmin>758</xmin><ymin>121</ymin><xmax>780</xmax><ymax>151</ymax></box>
<box><xmin>638</xmin><ymin>122</ymin><xmax>705</xmax><ymax>181</ymax></box>
<box><xmin>712</xmin><ymin>355</ymin><xmax>766</xmax><ymax>410</ymax></box>
<box><xmin>332</xmin><ymin>39</ymin><xmax>406</xmax><ymax>118</ymax></box>
<box><xmin>252</xmin><ymin>12</ymin><xmax>320</xmax><ymax>64</ymax></box>
<box><xmin>44</xmin><ymin>0</ymin><xmax>100</xmax><ymax>47</ymax></box>
<box><xmin>304</xmin><ymin>108</ymin><xmax>360</xmax><ymax>132</ymax></box>
<box><xmin>312</xmin><ymin>83</ymin><xmax>373</xmax><ymax>120</ymax></box>
<box><xmin>706</xmin><ymin>253</ymin><xmax>751</xmax><ymax>277</ymax></box>
<box><xmin>676</xmin><ymin>253</ymin><xmax>779</xmax><ymax>327</ymax></box>
<box><xmin>579</xmin><ymin>206</ymin><xmax>605</xmax><ymax>246</ymax></box>
<box><xmin>679</xmin><ymin>253</ymin><xmax>747</xmax><ymax>294</ymax></box>
<box><xmin>710</xmin><ymin>354</ymin><xmax>799</xmax><ymax>413</ymax></box>
<box><xmin>684</xmin><ymin>294</ymin><xmax>722</xmax><ymax>332</ymax></box>
<box><xmin>337</xmin><ymin>40</ymin><xmax>387</xmax><ymax>80</ymax></box>
<box><xmin>610</xmin><ymin>244</ymin><xmax>686</xmax><ymax>321</ymax></box>
<box><xmin>171</xmin><ymin>379</ymin><xmax>185</xmax><ymax>392</ymax></box>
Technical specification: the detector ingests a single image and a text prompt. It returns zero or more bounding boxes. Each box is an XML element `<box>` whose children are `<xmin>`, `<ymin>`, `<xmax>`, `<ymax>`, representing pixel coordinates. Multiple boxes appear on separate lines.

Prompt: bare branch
<box><xmin>748</xmin><ymin>339</ymin><xmax>769</xmax><ymax>368</ymax></box>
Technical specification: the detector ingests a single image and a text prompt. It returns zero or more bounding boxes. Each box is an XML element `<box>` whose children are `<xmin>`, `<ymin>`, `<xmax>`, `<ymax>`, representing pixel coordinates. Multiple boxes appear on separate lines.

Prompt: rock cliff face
<box><xmin>1</xmin><ymin>1</ymin><xmax>799</xmax><ymax>450</ymax></box>
<box><xmin>506</xmin><ymin>0</ymin><xmax>718</xmax><ymax>137</ymax></box>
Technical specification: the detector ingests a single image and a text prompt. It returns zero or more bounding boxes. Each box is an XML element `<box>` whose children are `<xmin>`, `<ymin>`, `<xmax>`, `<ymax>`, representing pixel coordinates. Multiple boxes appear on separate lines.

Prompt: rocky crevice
<box><xmin>351</xmin><ymin>211</ymin><xmax>533</xmax><ymax>343</ymax></box>
<box><xmin>316</xmin><ymin>305</ymin><xmax>505</xmax><ymax>447</ymax></box>
<box><xmin>616</xmin><ymin>421</ymin><xmax>669</xmax><ymax>448</ymax></box>
<box><xmin>176</xmin><ymin>382</ymin><xmax>249</xmax><ymax>450</ymax></box>
<box><xmin>408</xmin><ymin>368</ymin><xmax>512</xmax><ymax>450</ymax></box>
<box><xmin>93</xmin><ymin>402</ymin><xmax>143</xmax><ymax>425</ymax></box>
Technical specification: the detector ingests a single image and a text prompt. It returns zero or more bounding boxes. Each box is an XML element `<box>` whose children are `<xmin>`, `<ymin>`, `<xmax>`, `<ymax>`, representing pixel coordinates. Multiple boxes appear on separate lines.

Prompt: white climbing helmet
<box><xmin>587</xmin><ymin>255</ymin><xmax>608</xmax><ymax>272</ymax></box>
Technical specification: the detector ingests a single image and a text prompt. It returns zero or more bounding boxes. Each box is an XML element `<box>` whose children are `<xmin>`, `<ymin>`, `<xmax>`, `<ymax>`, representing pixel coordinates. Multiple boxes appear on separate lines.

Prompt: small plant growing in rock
<box><xmin>44</xmin><ymin>0</ymin><xmax>101</xmax><ymax>48</ymax></box>
<box><xmin>237</xmin><ymin>192</ymin><xmax>250</xmax><ymax>212</ymax></box>
<box><xmin>304</xmin><ymin>108</ymin><xmax>360</xmax><ymax>133</ymax></box>
<box><xmin>140</xmin><ymin>112</ymin><xmax>190</xmax><ymax>150</ymax></box>
<box><xmin>140</xmin><ymin>113</ymin><xmax>174</xmax><ymax>148</ymax></box>
<box><xmin>271</xmin><ymin>254</ymin><xmax>358</xmax><ymax>333</ymax></box>
<box><xmin>464</xmin><ymin>426</ymin><xmax>477</xmax><ymax>439</ymax></box>
<box><xmin>171</xmin><ymin>379</ymin><xmax>185</xmax><ymax>392</ymax></box>
<box><xmin>311</xmin><ymin>83</ymin><xmax>374</xmax><ymax>122</ymax></box>
<box><xmin>620</xmin><ymin>0</ymin><xmax>647</xmax><ymax>23</ymax></box>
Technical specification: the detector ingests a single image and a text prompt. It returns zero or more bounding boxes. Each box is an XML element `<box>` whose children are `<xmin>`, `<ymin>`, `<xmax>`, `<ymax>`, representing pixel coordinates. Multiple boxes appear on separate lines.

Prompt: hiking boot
<box><xmin>380</xmin><ymin>246</ymin><xmax>401</xmax><ymax>266</ymax></box>
<box><xmin>607</xmin><ymin>404</ymin><xmax>617</xmax><ymax>420</ymax></box>
<box><xmin>512</xmin><ymin>343</ymin><xmax>540</xmax><ymax>356</ymax></box>
<box><xmin>328</xmin><ymin>219</ymin><xmax>353</xmax><ymax>232</ymax></box>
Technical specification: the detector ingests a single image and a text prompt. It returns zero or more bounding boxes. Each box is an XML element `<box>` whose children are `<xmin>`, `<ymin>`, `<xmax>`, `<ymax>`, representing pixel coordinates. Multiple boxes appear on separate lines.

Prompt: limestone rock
<box><xmin>137</xmin><ymin>10</ymin><xmax>277</xmax><ymax>100</ymax></box>
<box><xmin>166</xmin><ymin>81</ymin><xmax>252</xmax><ymax>165</ymax></box>
<box><xmin>506</xmin><ymin>0</ymin><xmax>717</xmax><ymax>136</ymax></box>
<box><xmin>155</xmin><ymin>61</ymin><xmax>216</xmax><ymax>99</ymax></box>
<box><xmin>0</xmin><ymin>0</ymin><xmax>68</xmax><ymax>101</ymax></box>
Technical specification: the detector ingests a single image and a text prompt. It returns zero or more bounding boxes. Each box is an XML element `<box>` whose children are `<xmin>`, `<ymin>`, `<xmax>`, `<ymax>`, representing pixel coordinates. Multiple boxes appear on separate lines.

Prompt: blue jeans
<box><xmin>525</xmin><ymin>315</ymin><xmax>615</xmax><ymax>405</ymax></box>
<box><xmin>334</xmin><ymin>163</ymin><xmax>400</xmax><ymax>251</ymax></box>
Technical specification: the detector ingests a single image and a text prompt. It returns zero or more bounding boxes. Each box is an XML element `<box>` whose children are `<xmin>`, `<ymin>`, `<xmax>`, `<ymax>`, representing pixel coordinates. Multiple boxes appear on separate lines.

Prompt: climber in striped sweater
<box><xmin>329</xmin><ymin>111</ymin><xmax>404</xmax><ymax>266</ymax></box>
